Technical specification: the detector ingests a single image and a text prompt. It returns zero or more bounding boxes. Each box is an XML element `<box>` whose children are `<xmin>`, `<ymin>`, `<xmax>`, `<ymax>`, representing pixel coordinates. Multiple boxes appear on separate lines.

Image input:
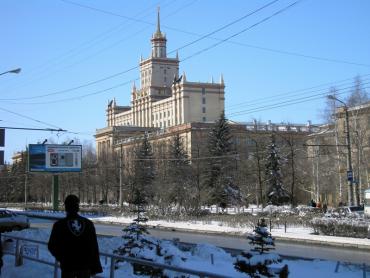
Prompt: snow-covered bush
<box><xmin>310</xmin><ymin>217</ymin><xmax>369</xmax><ymax>238</ymax></box>
<box><xmin>114</xmin><ymin>221</ymin><xmax>192</xmax><ymax>277</ymax></box>
<box><xmin>234</xmin><ymin>218</ymin><xmax>289</xmax><ymax>277</ymax></box>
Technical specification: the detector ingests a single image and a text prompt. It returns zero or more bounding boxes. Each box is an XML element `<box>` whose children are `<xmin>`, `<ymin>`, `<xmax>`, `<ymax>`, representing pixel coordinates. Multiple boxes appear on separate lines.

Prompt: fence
<box><xmin>2</xmin><ymin>234</ymin><xmax>232</xmax><ymax>278</ymax></box>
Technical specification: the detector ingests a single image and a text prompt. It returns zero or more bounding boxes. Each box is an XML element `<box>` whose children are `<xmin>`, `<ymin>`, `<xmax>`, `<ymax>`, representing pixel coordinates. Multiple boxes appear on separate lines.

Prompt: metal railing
<box><xmin>2</xmin><ymin>234</ymin><xmax>232</xmax><ymax>278</ymax></box>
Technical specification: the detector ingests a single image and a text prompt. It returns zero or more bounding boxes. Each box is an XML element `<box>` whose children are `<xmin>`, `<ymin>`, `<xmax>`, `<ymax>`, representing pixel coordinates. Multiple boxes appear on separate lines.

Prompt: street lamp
<box><xmin>0</xmin><ymin>68</ymin><xmax>21</xmax><ymax>76</ymax></box>
<box><xmin>327</xmin><ymin>95</ymin><xmax>357</xmax><ymax>206</ymax></box>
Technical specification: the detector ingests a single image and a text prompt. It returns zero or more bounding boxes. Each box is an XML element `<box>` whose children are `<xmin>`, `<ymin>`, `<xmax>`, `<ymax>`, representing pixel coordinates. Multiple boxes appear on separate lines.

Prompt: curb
<box><xmin>22</xmin><ymin>212</ymin><xmax>370</xmax><ymax>251</ymax></box>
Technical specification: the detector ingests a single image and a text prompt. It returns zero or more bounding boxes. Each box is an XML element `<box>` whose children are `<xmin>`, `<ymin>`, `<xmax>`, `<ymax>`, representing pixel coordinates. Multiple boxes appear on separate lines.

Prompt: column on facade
<box><xmin>179</xmin><ymin>91</ymin><xmax>183</xmax><ymax>124</ymax></box>
<box><xmin>140</xmin><ymin>101</ymin><xmax>144</xmax><ymax>126</ymax></box>
<box><xmin>138</xmin><ymin>102</ymin><xmax>142</xmax><ymax>126</ymax></box>
<box><xmin>148</xmin><ymin>101</ymin><xmax>152</xmax><ymax>127</ymax></box>
<box><xmin>132</xmin><ymin>102</ymin><xmax>136</xmax><ymax>126</ymax></box>
<box><xmin>175</xmin><ymin>91</ymin><xmax>180</xmax><ymax>125</ymax></box>
<box><xmin>145</xmin><ymin>98</ymin><xmax>149</xmax><ymax>127</ymax></box>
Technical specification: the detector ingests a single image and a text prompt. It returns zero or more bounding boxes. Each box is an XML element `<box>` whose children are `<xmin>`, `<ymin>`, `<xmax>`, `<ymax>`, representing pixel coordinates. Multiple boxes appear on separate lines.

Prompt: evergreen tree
<box><xmin>206</xmin><ymin>112</ymin><xmax>240</xmax><ymax>209</ymax></box>
<box><xmin>265</xmin><ymin>135</ymin><xmax>289</xmax><ymax>205</ymax></box>
<box><xmin>234</xmin><ymin>218</ymin><xmax>289</xmax><ymax>277</ymax></box>
<box><xmin>130</xmin><ymin>134</ymin><xmax>155</xmax><ymax>207</ymax></box>
<box><xmin>167</xmin><ymin>134</ymin><xmax>193</xmax><ymax>212</ymax></box>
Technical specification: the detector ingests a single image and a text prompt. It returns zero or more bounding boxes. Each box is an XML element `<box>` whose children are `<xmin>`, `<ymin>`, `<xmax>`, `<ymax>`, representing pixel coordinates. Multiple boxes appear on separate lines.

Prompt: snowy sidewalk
<box><xmin>17</xmin><ymin>209</ymin><xmax>370</xmax><ymax>250</ymax></box>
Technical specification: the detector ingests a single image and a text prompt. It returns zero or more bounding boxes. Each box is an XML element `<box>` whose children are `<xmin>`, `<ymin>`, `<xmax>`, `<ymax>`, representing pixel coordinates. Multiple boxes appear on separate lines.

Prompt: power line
<box><xmin>227</xmin><ymin>84</ymin><xmax>370</xmax><ymax>117</ymax></box>
<box><xmin>55</xmin><ymin>0</ymin><xmax>370</xmax><ymax>69</ymax></box>
<box><xmin>0</xmin><ymin>126</ymin><xmax>66</xmax><ymax>132</ymax></box>
<box><xmin>0</xmin><ymin>0</ymin><xmax>171</xmax><ymax>92</ymax></box>
<box><xmin>181</xmin><ymin>0</ymin><xmax>301</xmax><ymax>62</ymax></box>
<box><xmin>227</xmin><ymin>75</ymin><xmax>370</xmax><ymax>111</ymax></box>
<box><xmin>0</xmin><ymin>107</ymin><xmax>64</xmax><ymax>130</ymax></box>
<box><xmin>1</xmin><ymin>78</ymin><xmax>138</xmax><ymax>105</ymax></box>
<box><xmin>0</xmin><ymin>0</ymin><xmax>284</xmax><ymax>102</ymax></box>
<box><xmin>169</xmin><ymin>0</ymin><xmax>280</xmax><ymax>54</ymax></box>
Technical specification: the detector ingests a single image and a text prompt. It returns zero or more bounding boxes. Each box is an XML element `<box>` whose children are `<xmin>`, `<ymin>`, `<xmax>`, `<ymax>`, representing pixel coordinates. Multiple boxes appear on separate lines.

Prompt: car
<box><xmin>338</xmin><ymin>206</ymin><xmax>364</xmax><ymax>217</ymax></box>
<box><xmin>0</xmin><ymin>209</ymin><xmax>30</xmax><ymax>232</ymax></box>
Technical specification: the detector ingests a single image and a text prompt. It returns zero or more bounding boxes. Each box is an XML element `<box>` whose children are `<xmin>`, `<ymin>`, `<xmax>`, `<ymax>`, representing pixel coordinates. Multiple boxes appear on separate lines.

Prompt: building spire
<box><xmin>151</xmin><ymin>6</ymin><xmax>167</xmax><ymax>58</ymax></box>
<box><xmin>156</xmin><ymin>7</ymin><xmax>161</xmax><ymax>34</ymax></box>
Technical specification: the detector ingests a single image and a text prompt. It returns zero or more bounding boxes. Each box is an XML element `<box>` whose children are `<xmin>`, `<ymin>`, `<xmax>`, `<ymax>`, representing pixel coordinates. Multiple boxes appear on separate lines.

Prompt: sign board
<box><xmin>28</xmin><ymin>144</ymin><xmax>82</xmax><ymax>172</ymax></box>
<box><xmin>21</xmin><ymin>244</ymin><xmax>39</xmax><ymax>259</ymax></box>
<box><xmin>347</xmin><ymin>170</ymin><xmax>353</xmax><ymax>182</ymax></box>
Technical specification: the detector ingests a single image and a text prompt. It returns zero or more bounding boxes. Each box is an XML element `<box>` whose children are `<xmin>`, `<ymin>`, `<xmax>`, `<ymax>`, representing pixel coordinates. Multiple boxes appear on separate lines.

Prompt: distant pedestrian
<box><xmin>316</xmin><ymin>201</ymin><xmax>321</xmax><ymax>209</ymax></box>
<box><xmin>309</xmin><ymin>199</ymin><xmax>316</xmax><ymax>208</ymax></box>
<box><xmin>322</xmin><ymin>203</ymin><xmax>328</xmax><ymax>213</ymax></box>
<box><xmin>48</xmin><ymin>195</ymin><xmax>102</xmax><ymax>278</ymax></box>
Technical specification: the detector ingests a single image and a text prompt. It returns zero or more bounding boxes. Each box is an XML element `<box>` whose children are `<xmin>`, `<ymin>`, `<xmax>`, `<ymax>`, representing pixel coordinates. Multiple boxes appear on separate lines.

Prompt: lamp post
<box><xmin>0</xmin><ymin>68</ymin><xmax>21</xmax><ymax>76</ymax></box>
<box><xmin>327</xmin><ymin>95</ymin><xmax>357</xmax><ymax>206</ymax></box>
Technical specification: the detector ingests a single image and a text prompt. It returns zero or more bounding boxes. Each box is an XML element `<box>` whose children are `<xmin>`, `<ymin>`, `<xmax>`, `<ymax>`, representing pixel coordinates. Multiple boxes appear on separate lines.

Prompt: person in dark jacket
<box><xmin>0</xmin><ymin>233</ymin><xmax>3</xmax><ymax>275</ymax></box>
<box><xmin>48</xmin><ymin>195</ymin><xmax>103</xmax><ymax>278</ymax></box>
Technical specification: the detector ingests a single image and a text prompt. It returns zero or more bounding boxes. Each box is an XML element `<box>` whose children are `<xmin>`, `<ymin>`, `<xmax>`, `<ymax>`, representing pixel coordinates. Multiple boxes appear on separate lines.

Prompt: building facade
<box><xmin>96</xmin><ymin>11</ymin><xmax>225</xmax><ymax>157</ymax></box>
<box><xmin>306</xmin><ymin>101</ymin><xmax>370</xmax><ymax>206</ymax></box>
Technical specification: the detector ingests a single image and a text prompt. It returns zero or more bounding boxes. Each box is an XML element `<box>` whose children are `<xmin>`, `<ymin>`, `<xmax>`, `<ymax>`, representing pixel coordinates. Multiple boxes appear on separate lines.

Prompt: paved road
<box><xmin>30</xmin><ymin>217</ymin><xmax>370</xmax><ymax>264</ymax></box>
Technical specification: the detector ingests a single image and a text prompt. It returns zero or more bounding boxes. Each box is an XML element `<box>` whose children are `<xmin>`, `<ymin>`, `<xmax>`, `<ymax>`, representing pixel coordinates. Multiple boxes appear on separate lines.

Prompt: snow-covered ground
<box><xmin>15</xmin><ymin>208</ymin><xmax>370</xmax><ymax>249</ymax></box>
<box><xmin>1</xmin><ymin>228</ymin><xmax>368</xmax><ymax>278</ymax></box>
<box><xmin>1</xmin><ymin>208</ymin><xmax>369</xmax><ymax>277</ymax></box>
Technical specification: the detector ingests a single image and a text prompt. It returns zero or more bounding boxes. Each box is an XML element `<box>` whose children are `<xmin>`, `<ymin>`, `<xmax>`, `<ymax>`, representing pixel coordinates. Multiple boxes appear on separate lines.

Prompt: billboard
<box><xmin>28</xmin><ymin>144</ymin><xmax>82</xmax><ymax>172</ymax></box>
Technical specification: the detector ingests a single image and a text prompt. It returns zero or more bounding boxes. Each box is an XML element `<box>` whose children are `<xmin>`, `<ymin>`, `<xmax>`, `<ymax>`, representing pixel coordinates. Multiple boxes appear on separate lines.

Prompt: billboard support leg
<box><xmin>52</xmin><ymin>174</ymin><xmax>59</xmax><ymax>211</ymax></box>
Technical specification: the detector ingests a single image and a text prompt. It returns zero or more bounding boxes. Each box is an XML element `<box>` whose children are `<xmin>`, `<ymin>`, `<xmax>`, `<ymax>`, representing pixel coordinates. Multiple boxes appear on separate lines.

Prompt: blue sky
<box><xmin>1</xmin><ymin>0</ymin><xmax>370</xmax><ymax>162</ymax></box>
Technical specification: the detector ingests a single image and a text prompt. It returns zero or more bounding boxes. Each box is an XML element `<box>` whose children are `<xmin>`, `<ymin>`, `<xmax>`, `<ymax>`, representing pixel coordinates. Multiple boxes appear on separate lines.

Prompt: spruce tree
<box><xmin>130</xmin><ymin>133</ymin><xmax>155</xmax><ymax>207</ymax></box>
<box><xmin>206</xmin><ymin>112</ymin><xmax>240</xmax><ymax>209</ymax></box>
<box><xmin>265</xmin><ymin>135</ymin><xmax>289</xmax><ymax>205</ymax></box>
<box><xmin>167</xmin><ymin>134</ymin><xmax>192</xmax><ymax>212</ymax></box>
<box><xmin>234</xmin><ymin>218</ymin><xmax>289</xmax><ymax>277</ymax></box>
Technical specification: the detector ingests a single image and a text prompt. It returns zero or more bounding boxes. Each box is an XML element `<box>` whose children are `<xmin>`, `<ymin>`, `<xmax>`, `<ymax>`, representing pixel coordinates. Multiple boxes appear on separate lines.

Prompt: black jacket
<box><xmin>48</xmin><ymin>214</ymin><xmax>103</xmax><ymax>274</ymax></box>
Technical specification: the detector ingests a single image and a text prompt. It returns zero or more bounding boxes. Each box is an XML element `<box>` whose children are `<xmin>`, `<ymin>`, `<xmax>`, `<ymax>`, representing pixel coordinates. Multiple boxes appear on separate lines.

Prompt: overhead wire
<box><xmin>0</xmin><ymin>0</ymin><xmax>173</xmax><ymax>92</ymax></box>
<box><xmin>227</xmin><ymin>74</ymin><xmax>370</xmax><ymax>111</ymax></box>
<box><xmin>181</xmin><ymin>0</ymin><xmax>301</xmax><ymax>63</ymax></box>
<box><xmin>1</xmin><ymin>0</ymin><xmax>297</xmax><ymax>104</ymax></box>
<box><xmin>0</xmin><ymin>107</ymin><xmax>65</xmax><ymax>130</ymax></box>
<box><xmin>0</xmin><ymin>0</ymin><xmax>283</xmax><ymax>102</ymax></box>
<box><xmin>57</xmin><ymin>0</ymin><xmax>370</xmax><ymax>69</ymax></box>
<box><xmin>227</xmin><ymin>82</ymin><xmax>370</xmax><ymax>117</ymax></box>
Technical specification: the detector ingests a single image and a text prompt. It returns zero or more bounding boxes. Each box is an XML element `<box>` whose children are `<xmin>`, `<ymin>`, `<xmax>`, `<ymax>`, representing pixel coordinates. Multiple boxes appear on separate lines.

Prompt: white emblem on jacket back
<box><xmin>68</xmin><ymin>219</ymin><xmax>85</xmax><ymax>236</ymax></box>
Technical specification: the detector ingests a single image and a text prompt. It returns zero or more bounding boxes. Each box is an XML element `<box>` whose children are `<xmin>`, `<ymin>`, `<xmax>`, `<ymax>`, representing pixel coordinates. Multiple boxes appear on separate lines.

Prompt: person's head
<box><xmin>64</xmin><ymin>194</ymin><xmax>80</xmax><ymax>215</ymax></box>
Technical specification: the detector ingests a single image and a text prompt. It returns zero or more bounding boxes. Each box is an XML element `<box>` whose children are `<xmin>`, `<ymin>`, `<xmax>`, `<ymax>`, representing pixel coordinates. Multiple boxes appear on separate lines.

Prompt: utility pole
<box><xmin>23</xmin><ymin>150</ymin><xmax>28</xmax><ymax>210</ymax></box>
<box><xmin>52</xmin><ymin>174</ymin><xmax>59</xmax><ymax>211</ymax></box>
<box><xmin>119</xmin><ymin>144</ymin><xmax>123</xmax><ymax>208</ymax></box>
<box><xmin>328</xmin><ymin>95</ymin><xmax>356</xmax><ymax>206</ymax></box>
<box><xmin>344</xmin><ymin>106</ymin><xmax>355</xmax><ymax>206</ymax></box>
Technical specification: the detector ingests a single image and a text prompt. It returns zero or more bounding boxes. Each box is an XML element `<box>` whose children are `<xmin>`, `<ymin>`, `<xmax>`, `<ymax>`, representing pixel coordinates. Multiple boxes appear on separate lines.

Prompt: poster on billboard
<box><xmin>28</xmin><ymin>144</ymin><xmax>82</xmax><ymax>172</ymax></box>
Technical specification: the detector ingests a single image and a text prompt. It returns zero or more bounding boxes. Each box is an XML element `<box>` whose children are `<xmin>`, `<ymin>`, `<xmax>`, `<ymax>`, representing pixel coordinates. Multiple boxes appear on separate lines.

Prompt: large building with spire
<box><xmin>95</xmin><ymin>10</ymin><xmax>226</xmax><ymax>157</ymax></box>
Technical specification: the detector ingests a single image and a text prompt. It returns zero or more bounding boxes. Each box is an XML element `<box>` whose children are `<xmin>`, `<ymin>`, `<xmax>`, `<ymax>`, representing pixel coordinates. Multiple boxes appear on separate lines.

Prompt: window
<box><xmin>164</xmin><ymin>69</ymin><xmax>167</xmax><ymax>74</ymax></box>
<box><xmin>164</xmin><ymin>111</ymin><xmax>166</xmax><ymax>117</ymax></box>
<box><xmin>202</xmin><ymin>117</ymin><xmax>206</xmax><ymax>122</ymax></box>
<box><xmin>202</xmin><ymin>107</ymin><xmax>206</xmax><ymax>113</ymax></box>
<box><xmin>202</xmin><ymin>97</ymin><xmax>206</xmax><ymax>104</ymax></box>
<box><xmin>202</xmin><ymin>88</ymin><xmax>205</xmax><ymax>95</ymax></box>
<box><xmin>168</xmin><ymin>120</ymin><xmax>170</xmax><ymax>126</ymax></box>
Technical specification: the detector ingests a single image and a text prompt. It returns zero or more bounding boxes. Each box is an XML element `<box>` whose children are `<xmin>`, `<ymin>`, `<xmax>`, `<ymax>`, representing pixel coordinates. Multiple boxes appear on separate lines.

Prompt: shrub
<box><xmin>310</xmin><ymin>217</ymin><xmax>369</xmax><ymax>238</ymax></box>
